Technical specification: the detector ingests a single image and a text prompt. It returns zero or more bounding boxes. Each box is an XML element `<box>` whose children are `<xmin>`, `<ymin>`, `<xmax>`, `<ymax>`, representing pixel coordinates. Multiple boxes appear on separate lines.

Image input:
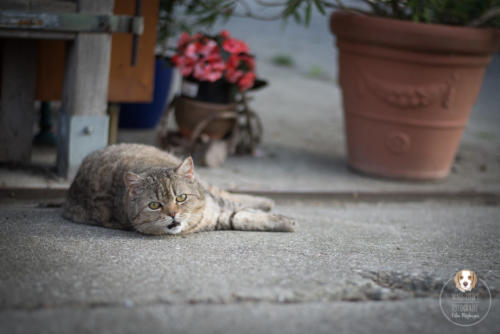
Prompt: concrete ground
<box><xmin>1</xmin><ymin>200</ymin><xmax>499</xmax><ymax>333</ymax></box>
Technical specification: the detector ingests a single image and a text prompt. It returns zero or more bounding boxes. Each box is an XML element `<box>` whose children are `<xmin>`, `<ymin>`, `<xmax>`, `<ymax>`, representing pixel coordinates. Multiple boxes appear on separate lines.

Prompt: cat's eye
<box><xmin>176</xmin><ymin>194</ymin><xmax>187</xmax><ymax>203</ymax></box>
<box><xmin>148</xmin><ymin>201</ymin><xmax>162</xmax><ymax>210</ymax></box>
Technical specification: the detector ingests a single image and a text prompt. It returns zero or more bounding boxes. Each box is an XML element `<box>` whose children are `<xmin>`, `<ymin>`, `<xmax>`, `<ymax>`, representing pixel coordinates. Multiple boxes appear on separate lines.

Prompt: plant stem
<box><xmin>468</xmin><ymin>7</ymin><xmax>500</xmax><ymax>27</ymax></box>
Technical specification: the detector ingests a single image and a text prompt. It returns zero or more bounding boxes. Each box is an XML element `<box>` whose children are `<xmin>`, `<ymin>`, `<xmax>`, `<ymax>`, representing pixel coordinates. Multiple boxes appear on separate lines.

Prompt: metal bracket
<box><xmin>0</xmin><ymin>11</ymin><xmax>144</xmax><ymax>34</ymax></box>
<box><xmin>57</xmin><ymin>113</ymin><xmax>110</xmax><ymax>179</ymax></box>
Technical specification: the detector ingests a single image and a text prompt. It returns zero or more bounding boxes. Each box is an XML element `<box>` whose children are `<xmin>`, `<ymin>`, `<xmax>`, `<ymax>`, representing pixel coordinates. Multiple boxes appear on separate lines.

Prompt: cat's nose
<box><xmin>165</xmin><ymin>211</ymin><xmax>177</xmax><ymax>218</ymax></box>
<box><xmin>164</xmin><ymin>204</ymin><xmax>178</xmax><ymax>218</ymax></box>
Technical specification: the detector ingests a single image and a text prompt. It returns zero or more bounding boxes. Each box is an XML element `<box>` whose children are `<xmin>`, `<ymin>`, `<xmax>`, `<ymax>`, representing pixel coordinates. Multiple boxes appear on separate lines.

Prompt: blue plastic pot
<box><xmin>119</xmin><ymin>57</ymin><xmax>173</xmax><ymax>129</ymax></box>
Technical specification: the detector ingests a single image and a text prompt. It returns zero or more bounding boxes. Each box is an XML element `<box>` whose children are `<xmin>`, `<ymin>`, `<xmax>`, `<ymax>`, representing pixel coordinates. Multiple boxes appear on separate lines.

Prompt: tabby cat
<box><xmin>63</xmin><ymin>144</ymin><xmax>296</xmax><ymax>235</ymax></box>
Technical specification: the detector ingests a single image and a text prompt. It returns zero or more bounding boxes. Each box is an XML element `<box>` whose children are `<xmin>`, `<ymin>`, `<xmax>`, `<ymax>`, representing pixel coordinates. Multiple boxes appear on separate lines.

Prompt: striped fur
<box><xmin>63</xmin><ymin>144</ymin><xmax>295</xmax><ymax>235</ymax></box>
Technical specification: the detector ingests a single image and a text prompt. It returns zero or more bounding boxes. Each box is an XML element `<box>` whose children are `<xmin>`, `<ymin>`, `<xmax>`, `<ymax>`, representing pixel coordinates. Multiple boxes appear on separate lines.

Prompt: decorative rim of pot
<box><xmin>330</xmin><ymin>11</ymin><xmax>500</xmax><ymax>55</ymax></box>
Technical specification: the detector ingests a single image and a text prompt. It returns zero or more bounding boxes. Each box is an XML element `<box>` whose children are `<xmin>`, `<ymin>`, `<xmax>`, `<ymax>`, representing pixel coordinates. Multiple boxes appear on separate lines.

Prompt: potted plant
<box><xmin>118</xmin><ymin>0</ymin><xmax>223</xmax><ymax>129</ymax></box>
<box><xmin>120</xmin><ymin>0</ymin><xmax>500</xmax><ymax>179</ymax></box>
<box><xmin>170</xmin><ymin>30</ymin><xmax>257</xmax><ymax>139</ymax></box>
<box><xmin>328</xmin><ymin>0</ymin><xmax>500</xmax><ymax>179</ymax></box>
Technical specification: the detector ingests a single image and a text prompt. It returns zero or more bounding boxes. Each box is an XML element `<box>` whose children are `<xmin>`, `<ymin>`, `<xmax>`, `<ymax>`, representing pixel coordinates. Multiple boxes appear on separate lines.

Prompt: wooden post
<box><xmin>0</xmin><ymin>40</ymin><xmax>37</xmax><ymax>162</ymax></box>
<box><xmin>108</xmin><ymin>103</ymin><xmax>120</xmax><ymax>145</ymax></box>
<box><xmin>57</xmin><ymin>0</ymin><xmax>114</xmax><ymax>178</ymax></box>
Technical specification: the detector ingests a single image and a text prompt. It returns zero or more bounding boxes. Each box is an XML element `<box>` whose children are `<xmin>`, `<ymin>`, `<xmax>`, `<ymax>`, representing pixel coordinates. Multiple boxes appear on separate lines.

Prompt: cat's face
<box><xmin>124</xmin><ymin>158</ymin><xmax>205</xmax><ymax>235</ymax></box>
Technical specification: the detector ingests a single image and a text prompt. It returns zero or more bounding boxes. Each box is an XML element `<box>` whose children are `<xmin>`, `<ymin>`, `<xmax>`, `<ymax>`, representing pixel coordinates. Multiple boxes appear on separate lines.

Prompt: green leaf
<box><xmin>293</xmin><ymin>10</ymin><xmax>302</xmax><ymax>24</ymax></box>
<box><xmin>284</xmin><ymin>0</ymin><xmax>302</xmax><ymax>18</ymax></box>
<box><xmin>305</xmin><ymin>1</ymin><xmax>312</xmax><ymax>26</ymax></box>
<box><xmin>313</xmin><ymin>0</ymin><xmax>326</xmax><ymax>15</ymax></box>
<box><xmin>197</xmin><ymin>13</ymin><xmax>217</xmax><ymax>26</ymax></box>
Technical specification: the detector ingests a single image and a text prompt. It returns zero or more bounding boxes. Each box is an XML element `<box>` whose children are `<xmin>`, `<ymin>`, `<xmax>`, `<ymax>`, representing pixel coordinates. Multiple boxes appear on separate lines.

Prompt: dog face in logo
<box><xmin>454</xmin><ymin>270</ymin><xmax>477</xmax><ymax>292</ymax></box>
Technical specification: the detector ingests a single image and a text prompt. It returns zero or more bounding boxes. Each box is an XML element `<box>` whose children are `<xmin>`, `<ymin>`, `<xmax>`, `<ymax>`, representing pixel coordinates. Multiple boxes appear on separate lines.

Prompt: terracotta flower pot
<box><xmin>175</xmin><ymin>97</ymin><xmax>236</xmax><ymax>139</ymax></box>
<box><xmin>330</xmin><ymin>12</ymin><xmax>500</xmax><ymax>180</ymax></box>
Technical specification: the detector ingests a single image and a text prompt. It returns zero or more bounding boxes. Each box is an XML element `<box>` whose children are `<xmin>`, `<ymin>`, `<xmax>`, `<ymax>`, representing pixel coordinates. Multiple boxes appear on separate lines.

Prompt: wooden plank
<box><xmin>0</xmin><ymin>39</ymin><xmax>37</xmax><ymax>162</ymax></box>
<box><xmin>32</xmin><ymin>0</ymin><xmax>158</xmax><ymax>103</ymax></box>
<box><xmin>108</xmin><ymin>103</ymin><xmax>120</xmax><ymax>144</ymax></box>
<box><xmin>0</xmin><ymin>11</ymin><xmax>138</xmax><ymax>34</ymax></box>
<box><xmin>36</xmin><ymin>40</ymin><xmax>66</xmax><ymax>100</ymax></box>
<box><xmin>0</xmin><ymin>0</ymin><xmax>77</xmax><ymax>12</ymax></box>
<box><xmin>60</xmin><ymin>34</ymin><xmax>112</xmax><ymax>115</ymax></box>
<box><xmin>107</xmin><ymin>0</ymin><xmax>158</xmax><ymax>102</ymax></box>
<box><xmin>0</xmin><ymin>31</ymin><xmax>76</xmax><ymax>39</ymax></box>
<box><xmin>56</xmin><ymin>0</ymin><xmax>113</xmax><ymax>177</ymax></box>
<box><xmin>59</xmin><ymin>0</ymin><xmax>113</xmax><ymax>117</ymax></box>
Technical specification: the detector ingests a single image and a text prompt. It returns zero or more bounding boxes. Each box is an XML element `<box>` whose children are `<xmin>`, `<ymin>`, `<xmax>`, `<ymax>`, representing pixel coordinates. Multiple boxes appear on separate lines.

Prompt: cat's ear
<box><xmin>124</xmin><ymin>171</ymin><xmax>143</xmax><ymax>198</ymax></box>
<box><xmin>175</xmin><ymin>157</ymin><xmax>194</xmax><ymax>181</ymax></box>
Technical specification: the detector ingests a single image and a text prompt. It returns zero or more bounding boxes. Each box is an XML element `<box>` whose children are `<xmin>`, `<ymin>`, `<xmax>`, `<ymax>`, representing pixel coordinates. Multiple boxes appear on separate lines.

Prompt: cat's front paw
<box><xmin>270</xmin><ymin>214</ymin><xmax>296</xmax><ymax>232</ymax></box>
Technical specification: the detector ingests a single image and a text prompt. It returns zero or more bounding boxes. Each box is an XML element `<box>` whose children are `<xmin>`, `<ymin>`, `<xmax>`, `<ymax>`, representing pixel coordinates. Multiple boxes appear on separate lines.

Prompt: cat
<box><xmin>63</xmin><ymin>144</ymin><xmax>296</xmax><ymax>235</ymax></box>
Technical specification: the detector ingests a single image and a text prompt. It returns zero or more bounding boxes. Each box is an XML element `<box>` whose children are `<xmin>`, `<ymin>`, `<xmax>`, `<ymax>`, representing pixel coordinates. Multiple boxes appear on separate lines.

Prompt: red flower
<box><xmin>192</xmin><ymin>32</ymin><xmax>203</xmax><ymax>41</ymax></box>
<box><xmin>223</xmin><ymin>38</ymin><xmax>249</xmax><ymax>54</ymax></box>
<box><xmin>177</xmin><ymin>32</ymin><xmax>191</xmax><ymax>51</ymax></box>
<box><xmin>225</xmin><ymin>53</ymin><xmax>255</xmax><ymax>84</ymax></box>
<box><xmin>193</xmin><ymin>53</ymin><xmax>225</xmax><ymax>82</ymax></box>
<box><xmin>171</xmin><ymin>54</ymin><xmax>195</xmax><ymax>77</ymax></box>
<box><xmin>198</xmin><ymin>39</ymin><xmax>218</xmax><ymax>57</ymax></box>
<box><xmin>238</xmin><ymin>54</ymin><xmax>255</xmax><ymax>71</ymax></box>
<box><xmin>237</xmin><ymin>72</ymin><xmax>256</xmax><ymax>91</ymax></box>
<box><xmin>172</xmin><ymin>31</ymin><xmax>256</xmax><ymax>89</ymax></box>
<box><xmin>183</xmin><ymin>43</ymin><xmax>198</xmax><ymax>59</ymax></box>
<box><xmin>220</xmin><ymin>30</ymin><xmax>231</xmax><ymax>39</ymax></box>
<box><xmin>225</xmin><ymin>54</ymin><xmax>243</xmax><ymax>83</ymax></box>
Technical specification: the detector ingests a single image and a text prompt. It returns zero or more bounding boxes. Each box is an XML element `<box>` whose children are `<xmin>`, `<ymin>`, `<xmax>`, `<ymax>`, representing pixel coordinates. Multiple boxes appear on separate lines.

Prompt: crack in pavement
<box><xmin>2</xmin><ymin>271</ymin><xmax>495</xmax><ymax>313</ymax></box>
<box><xmin>360</xmin><ymin>270</ymin><xmax>496</xmax><ymax>299</ymax></box>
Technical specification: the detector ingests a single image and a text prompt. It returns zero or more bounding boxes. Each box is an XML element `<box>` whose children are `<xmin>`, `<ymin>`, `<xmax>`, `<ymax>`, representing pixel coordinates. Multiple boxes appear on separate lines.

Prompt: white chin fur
<box><xmin>166</xmin><ymin>224</ymin><xmax>183</xmax><ymax>235</ymax></box>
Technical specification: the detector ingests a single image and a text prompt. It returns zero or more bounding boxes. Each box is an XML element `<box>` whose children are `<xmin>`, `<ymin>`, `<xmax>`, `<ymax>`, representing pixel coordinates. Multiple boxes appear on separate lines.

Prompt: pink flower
<box><xmin>192</xmin><ymin>33</ymin><xmax>203</xmax><ymax>41</ymax></box>
<box><xmin>225</xmin><ymin>68</ymin><xmax>244</xmax><ymax>83</ymax></box>
<box><xmin>177</xmin><ymin>32</ymin><xmax>191</xmax><ymax>51</ymax></box>
<box><xmin>238</xmin><ymin>72</ymin><xmax>255</xmax><ymax>91</ymax></box>
<box><xmin>238</xmin><ymin>54</ymin><xmax>255</xmax><ymax>71</ymax></box>
<box><xmin>172</xmin><ymin>31</ymin><xmax>255</xmax><ymax>87</ymax></box>
<box><xmin>193</xmin><ymin>53</ymin><xmax>225</xmax><ymax>82</ymax></box>
<box><xmin>223</xmin><ymin>38</ymin><xmax>249</xmax><ymax>54</ymax></box>
<box><xmin>225</xmin><ymin>54</ymin><xmax>243</xmax><ymax>83</ymax></box>
<box><xmin>171</xmin><ymin>54</ymin><xmax>195</xmax><ymax>77</ymax></box>
<box><xmin>198</xmin><ymin>40</ymin><xmax>218</xmax><ymax>57</ymax></box>
<box><xmin>225</xmin><ymin>53</ymin><xmax>255</xmax><ymax>83</ymax></box>
<box><xmin>183</xmin><ymin>43</ymin><xmax>198</xmax><ymax>59</ymax></box>
<box><xmin>194</xmin><ymin>62</ymin><xmax>223</xmax><ymax>82</ymax></box>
